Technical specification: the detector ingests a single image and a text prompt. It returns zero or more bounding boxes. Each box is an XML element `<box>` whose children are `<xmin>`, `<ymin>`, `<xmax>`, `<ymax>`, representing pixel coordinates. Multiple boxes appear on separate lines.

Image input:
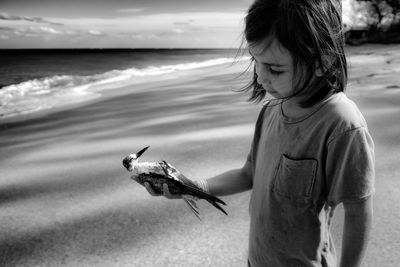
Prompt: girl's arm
<box><xmin>339</xmin><ymin>196</ymin><xmax>373</xmax><ymax>267</ymax></box>
<box><xmin>206</xmin><ymin>166</ymin><xmax>253</xmax><ymax>196</ymax></box>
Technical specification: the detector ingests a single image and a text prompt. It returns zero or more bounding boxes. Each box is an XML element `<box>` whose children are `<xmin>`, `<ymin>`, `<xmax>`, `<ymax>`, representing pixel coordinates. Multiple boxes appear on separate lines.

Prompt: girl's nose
<box><xmin>255</xmin><ymin>63</ymin><xmax>271</xmax><ymax>85</ymax></box>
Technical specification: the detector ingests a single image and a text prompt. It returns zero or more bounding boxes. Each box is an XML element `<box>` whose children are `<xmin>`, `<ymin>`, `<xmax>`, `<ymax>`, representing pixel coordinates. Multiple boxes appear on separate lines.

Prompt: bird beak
<box><xmin>135</xmin><ymin>146</ymin><xmax>150</xmax><ymax>159</ymax></box>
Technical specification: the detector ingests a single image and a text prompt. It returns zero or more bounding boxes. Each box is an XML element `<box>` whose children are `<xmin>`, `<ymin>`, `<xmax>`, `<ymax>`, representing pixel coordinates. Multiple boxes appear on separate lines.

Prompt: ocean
<box><xmin>0</xmin><ymin>49</ymin><xmax>246</xmax><ymax>120</ymax></box>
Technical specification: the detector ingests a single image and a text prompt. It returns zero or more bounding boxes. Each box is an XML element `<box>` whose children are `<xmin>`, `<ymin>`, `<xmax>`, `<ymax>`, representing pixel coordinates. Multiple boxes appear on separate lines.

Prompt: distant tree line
<box><xmin>346</xmin><ymin>0</ymin><xmax>400</xmax><ymax>44</ymax></box>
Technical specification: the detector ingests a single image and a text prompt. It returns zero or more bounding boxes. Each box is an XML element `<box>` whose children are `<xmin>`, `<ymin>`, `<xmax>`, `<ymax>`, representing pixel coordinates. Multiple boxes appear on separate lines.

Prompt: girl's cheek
<box><xmin>274</xmin><ymin>79</ymin><xmax>289</xmax><ymax>89</ymax></box>
<box><xmin>274</xmin><ymin>79</ymin><xmax>293</xmax><ymax>95</ymax></box>
<box><xmin>278</xmin><ymin>75</ymin><xmax>293</xmax><ymax>90</ymax></box>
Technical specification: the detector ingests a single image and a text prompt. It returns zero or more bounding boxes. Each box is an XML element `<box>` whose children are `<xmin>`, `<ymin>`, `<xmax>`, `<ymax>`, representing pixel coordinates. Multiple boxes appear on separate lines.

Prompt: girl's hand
<box><xmin>143</xmin><ymin>182</ymin><xmax>182</xmax><ymax>199</ymax></box>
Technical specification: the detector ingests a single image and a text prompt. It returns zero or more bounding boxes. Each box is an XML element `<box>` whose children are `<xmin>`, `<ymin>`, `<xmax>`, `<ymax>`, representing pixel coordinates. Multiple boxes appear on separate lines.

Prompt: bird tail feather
<box><xmin>182</xmin><ymin>195</ymin><xmax>202</xmax><ymax>220</ymax></box>
<box><xmin>185</xmin><ymin>185</ymin><xmax>228</xmax><ymax>216</ymax></box>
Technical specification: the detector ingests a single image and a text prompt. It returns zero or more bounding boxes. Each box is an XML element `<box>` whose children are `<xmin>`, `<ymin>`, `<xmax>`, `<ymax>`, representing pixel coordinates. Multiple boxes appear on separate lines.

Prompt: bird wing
<box><xmin>161</xmin><ymin>160</ymin><xmax>199</xmax><ymax>188</ymax></box>
<box><xmin>160</xmin><ymin>160</ymin><xmax>227</xmax><ymax>216</ymax></box>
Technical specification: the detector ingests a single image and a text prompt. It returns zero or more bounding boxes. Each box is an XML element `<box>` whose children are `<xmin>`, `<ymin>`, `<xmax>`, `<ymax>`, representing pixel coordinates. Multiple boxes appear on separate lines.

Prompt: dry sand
<box><xmin>0</xmin><ymin>44</ymin><xmax>400</xmax><ymax>266</ymax></box>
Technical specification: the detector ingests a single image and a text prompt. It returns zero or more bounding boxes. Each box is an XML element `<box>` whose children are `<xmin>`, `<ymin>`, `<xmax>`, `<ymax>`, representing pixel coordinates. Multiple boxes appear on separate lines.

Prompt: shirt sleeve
<box><xmin>325</xmin><ymin>127</ymin><xmax>375</xmax><ymax>206</ymax></box>
<box><xmin>242</xmin><ymin>105</ymin><xmax>267</xmax><ymax>181</ymax></box>
<box><xmin>242</xmin><ymin>149</ymin><xmax>253</xmax><ymax>182</ymax></box>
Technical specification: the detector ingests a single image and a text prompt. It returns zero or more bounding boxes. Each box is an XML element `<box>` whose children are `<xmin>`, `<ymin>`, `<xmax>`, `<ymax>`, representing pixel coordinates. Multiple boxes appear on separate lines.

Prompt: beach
<box><xmin>1</xmin><ymin>44</ymin><xmax>400</xmax><ymax>266</ymax></box>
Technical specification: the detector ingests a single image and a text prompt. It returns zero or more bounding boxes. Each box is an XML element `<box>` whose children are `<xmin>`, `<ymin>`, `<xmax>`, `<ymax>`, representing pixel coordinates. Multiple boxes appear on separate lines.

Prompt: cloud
<box><xmin>116</xmin><ymin>8</ymin><xmax>145</xmax><ymax>14</ymax></box>
<box><xmin>0</xmin><ymin>26</ymin><xmax>34</xmax><ymax>37</ymax></box>
<box><xmin>14</xmin><ymin>27</ymin><xmax>39</xmax><ymax>37</ymax></box>
<box><xmin>39</xmin><ymin>26</ymin><xmax>63</xmax><ymax>35</ymax></box>
<box><xmin>172</xmin><ymin>28</ymin><xmax>184</xmax><ymax>34</ymax></box>
<box><xmin>1</xmin><ymin>25</ymin><xmax>64</xmax><ymax>38</ymax></box>
<box><xmin>87</xmin><ymin>29</ymin><xmax>105</xmax><ymax>36</ymax></box>
<box><xmin>0</xmin><ymin>26</ymin><xmax>15</xmax><ymax>33</ymax></box>
<box><xmin>0</xmin><ymin>23</ymin><xmax>105</xmax><ymax>39</ymax></box>
<box><xmin>173</xmin><ymin>21</ymin><xmax>194</xmax><ymax>27</ymax></box>
<box><xmin>0</xmin><ymin>12</ymin><xmax>63</xmax><ymax>25</ymax></box>
<box><xmin>154</xmin><ymin>29</ymin><xmax>184</xmax><ymax>37</ymax></box>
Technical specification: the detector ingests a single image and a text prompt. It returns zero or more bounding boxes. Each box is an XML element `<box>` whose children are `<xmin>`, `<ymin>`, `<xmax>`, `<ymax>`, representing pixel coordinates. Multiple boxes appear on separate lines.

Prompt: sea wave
<box><xmin>0</xmin><ymin>57</ymin><xmax>249</xmax><ymax>119</ymax></box>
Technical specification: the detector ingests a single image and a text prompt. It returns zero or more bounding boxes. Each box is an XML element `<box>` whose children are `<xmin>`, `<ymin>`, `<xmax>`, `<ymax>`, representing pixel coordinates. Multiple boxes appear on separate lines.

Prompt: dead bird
<box><xmin>122</xmin><ymin>146</ymin><xmax>227</xmax><ymax>219</ymax></box>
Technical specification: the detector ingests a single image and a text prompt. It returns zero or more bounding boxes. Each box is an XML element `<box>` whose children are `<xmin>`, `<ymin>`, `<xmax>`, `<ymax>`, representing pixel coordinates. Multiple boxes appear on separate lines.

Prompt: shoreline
<box><xmin>0</xmin><ymin>59</ymin><xmax>250</xmax><ymax>127</ymax></box>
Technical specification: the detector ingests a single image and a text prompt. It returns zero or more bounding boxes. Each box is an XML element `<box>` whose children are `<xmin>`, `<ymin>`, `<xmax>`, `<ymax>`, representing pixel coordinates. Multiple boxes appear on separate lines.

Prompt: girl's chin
<box><xmin>267</xmin><ymin>90</ymin><xmax>281</xmax><ymax>98</ymax></box>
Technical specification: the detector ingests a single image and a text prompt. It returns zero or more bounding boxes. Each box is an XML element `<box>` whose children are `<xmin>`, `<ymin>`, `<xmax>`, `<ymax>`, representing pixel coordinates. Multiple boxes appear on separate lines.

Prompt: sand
<box><xmin>0</xmin><ymin>44</ymin><xmax>400</xmax><ymax>266</ymax></box>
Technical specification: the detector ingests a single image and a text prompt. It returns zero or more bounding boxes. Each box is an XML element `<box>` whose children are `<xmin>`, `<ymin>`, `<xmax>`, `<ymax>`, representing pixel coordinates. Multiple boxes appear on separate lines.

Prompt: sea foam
<box><xmin>0</xmin><ymin>57</ymin><xmax>249</xmax><ymax>119</ymax></box>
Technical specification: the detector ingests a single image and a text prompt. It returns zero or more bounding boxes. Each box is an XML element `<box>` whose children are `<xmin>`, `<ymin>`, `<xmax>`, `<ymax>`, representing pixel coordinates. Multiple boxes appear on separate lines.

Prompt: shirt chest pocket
<box><xmin>272</xmin><ymin>154</ymin><xmax>318</xmax><ymax>201</ymax></box>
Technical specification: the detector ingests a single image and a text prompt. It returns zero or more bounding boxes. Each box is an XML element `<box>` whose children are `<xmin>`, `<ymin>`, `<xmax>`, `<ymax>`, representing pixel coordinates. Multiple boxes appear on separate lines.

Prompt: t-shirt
<box><xmin>245</xmin><ymin>92</ymin><xmax>375</xmax><ymax>267</ymax></box>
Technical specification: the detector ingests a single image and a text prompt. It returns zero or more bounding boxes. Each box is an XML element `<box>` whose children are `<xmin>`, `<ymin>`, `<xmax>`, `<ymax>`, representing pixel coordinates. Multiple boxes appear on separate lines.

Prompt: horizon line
<box><xmin>0</xmin><ymin>47</ymin><xmax>243</xmax><ymax>51</ymax></box>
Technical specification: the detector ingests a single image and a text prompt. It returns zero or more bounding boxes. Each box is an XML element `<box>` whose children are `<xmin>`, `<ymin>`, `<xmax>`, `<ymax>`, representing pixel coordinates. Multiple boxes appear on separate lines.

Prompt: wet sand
<box><xmin>1</xmin><ymin>44</ymin><xmax>400</xmax><ymax>266</ymax></box>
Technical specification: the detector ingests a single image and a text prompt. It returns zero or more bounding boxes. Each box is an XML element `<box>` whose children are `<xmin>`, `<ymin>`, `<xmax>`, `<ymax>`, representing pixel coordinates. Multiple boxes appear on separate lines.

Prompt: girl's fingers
<box><xmin>144</xmin><ymin>182</ymin><xmax>159</xmax><ymax>196</ymax></box>
<box><xmin>163</xmin><ymin>183</ymin><xmax>181</xmax><ymax>199</ymax></box>
<box><xmin>163</xmin><ymin>183</ymin><xmax>172</xmax><ymax>198</ymax></box>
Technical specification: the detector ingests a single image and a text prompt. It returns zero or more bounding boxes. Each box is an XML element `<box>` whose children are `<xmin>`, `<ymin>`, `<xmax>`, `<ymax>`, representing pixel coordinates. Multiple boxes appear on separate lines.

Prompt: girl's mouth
<box><xmin>265</xmin><ymin>87</ymin><xmax>276</xmax><ymax>94</ymax></box>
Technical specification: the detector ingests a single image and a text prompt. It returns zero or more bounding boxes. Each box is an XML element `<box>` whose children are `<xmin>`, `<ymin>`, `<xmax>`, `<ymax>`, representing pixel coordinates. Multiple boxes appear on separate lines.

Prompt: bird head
<box><xmin>122</xmin><ymin>146</ymin><xmax>149</xmax><ymax>171</ymax></box>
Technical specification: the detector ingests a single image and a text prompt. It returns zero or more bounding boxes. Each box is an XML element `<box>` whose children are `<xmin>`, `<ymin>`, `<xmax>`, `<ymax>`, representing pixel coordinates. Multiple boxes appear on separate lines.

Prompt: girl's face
<box><xmin>249</xmin><ymin>37</ymin><xmax>295</xmax><ymax>100</ymax></box>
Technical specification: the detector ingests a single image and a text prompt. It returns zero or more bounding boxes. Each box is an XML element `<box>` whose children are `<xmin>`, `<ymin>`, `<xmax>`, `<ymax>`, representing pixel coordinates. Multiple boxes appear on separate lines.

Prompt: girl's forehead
<box><xmin>248</xmin><ymin>38</ymin><xmax>293</xmax><ymax>66</ymax></box>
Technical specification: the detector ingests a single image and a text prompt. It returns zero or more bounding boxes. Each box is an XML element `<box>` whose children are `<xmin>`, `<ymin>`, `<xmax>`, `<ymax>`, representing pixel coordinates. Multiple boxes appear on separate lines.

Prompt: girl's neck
<box><xmin>280</xmin><ymin>92</ymin><xmax>334</xmax><ymax>119</ymax></box>
<box><xmin>281</xmin><ymin>99</ymin><xmax>308</xmax><ymax>119</ymax></box>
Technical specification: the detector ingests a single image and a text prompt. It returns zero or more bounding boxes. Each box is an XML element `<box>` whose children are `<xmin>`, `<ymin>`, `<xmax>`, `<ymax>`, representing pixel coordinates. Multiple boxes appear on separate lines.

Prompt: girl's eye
<box><xmin>253</xmin><ymin>57</ymin><xmax>284</xmax><ymax>76</ymax></box>
<box><xmin>267</xmin><ymin>66</ymin><xmax>284</xmax><ymax>75</ymax></box>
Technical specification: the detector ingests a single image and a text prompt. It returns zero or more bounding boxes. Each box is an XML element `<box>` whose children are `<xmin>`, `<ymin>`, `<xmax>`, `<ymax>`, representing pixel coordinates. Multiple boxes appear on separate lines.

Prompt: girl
<box><xmin>143</xmin><ymin>0</ymin><xmax>375</xmax><ymax>266</ymax></box>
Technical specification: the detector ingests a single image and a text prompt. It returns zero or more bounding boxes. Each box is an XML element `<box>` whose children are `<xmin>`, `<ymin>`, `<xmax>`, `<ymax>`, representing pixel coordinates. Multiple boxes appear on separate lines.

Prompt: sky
<box><xmin>0</xmin><ymin>0</ymin><xmax>253</xmax><ymax>49</ymax></box>
<box><xmin>0</xmin><ymin>0</ymin><xmax>361</xmax><ymax>49</ymax></box>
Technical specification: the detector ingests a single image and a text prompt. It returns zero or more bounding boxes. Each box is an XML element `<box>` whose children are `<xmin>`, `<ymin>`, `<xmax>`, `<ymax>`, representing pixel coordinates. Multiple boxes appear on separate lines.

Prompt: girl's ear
<box><xmin>315</xmin><ymin>55</ymin><xmax>334</xmax><ymax>77</ymax></box>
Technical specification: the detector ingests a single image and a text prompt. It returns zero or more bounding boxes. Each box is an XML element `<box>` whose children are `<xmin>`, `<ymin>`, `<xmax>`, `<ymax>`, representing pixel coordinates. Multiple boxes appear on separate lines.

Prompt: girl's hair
<box><xmin>242</xmin><ymin>0</ymin><xmax>347</xmax><ymax>107</ymax></box>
